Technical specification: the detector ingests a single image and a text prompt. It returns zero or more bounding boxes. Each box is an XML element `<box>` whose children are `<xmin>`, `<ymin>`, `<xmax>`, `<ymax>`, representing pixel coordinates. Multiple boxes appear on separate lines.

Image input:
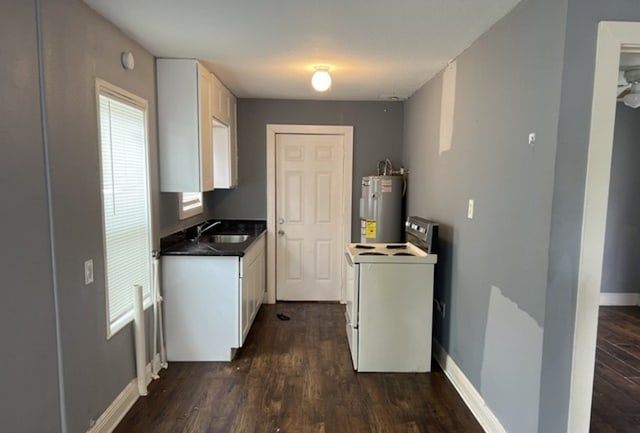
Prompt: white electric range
<box><xmin>344</xmin><ymin>217</ymin><xmax>438</xmax><ymax>372</ymax></box>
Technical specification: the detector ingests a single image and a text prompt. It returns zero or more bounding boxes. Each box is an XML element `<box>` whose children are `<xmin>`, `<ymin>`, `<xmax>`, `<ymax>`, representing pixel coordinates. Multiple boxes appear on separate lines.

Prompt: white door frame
<box><xmin>568</xmin><ymin>21</ymin><xmax>640</xmax><ymax>433</ymax></box>
<box><xmin>266</xmin><ymin>124</ymin><xmax>354</xmax><ymax>304</ymax></box>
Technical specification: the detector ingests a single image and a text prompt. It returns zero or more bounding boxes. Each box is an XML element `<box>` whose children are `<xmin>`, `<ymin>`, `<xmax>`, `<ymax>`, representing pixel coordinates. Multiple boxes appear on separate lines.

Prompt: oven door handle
<box><xmin>345</xmin><ymin>252</ymin><xmax>354</xmax><ymax>266</ymax></box>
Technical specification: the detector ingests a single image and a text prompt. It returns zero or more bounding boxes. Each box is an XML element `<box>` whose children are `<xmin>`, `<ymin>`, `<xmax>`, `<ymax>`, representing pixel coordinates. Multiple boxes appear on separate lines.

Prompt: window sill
<box><xmin>107</xmin><ymin>296</ymin><xmax>154</xmax><ymax>339</ymax></box>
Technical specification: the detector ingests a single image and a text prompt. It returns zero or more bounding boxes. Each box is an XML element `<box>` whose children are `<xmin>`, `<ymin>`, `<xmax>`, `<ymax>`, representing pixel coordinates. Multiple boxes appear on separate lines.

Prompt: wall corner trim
<box><xmin>432</xmin><ymin>339</ymin><xmax>507</xmax><ymax>433</ymax></box>
<box><xmin>87</xmin><ymin>355</ymin><xmax>162</xmax><ymax>433</ymax></box>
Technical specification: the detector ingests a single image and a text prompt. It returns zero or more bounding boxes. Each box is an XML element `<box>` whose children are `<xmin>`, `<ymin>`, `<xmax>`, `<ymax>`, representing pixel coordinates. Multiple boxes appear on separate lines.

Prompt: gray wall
<box><xmin>601</xmin><ymin>105</ymin><xmax>640</xmax><ymax>294</ymax></box>
<box><xmin>538</xmin><ymin>2</ymin><xmax>640</xmax><ymax>432</ymax></box>
<box><xmin>2</xmin><ymin>0</ymin><xmax>164</xmax><ymax>431</ymax></box>
<box><xmin>42</xmin><ymin>0</ymin><xmax>160</xmax><ymax>430</ymax></box>
<box><xmin>0</xmin><ymin>1</ymin><xmax>62</xmax><ymax>432</ymax></box>
<box><xmin>207</xmin><ymin>99</ymin><xmax>404</xmax><ymax>241</ymax></box>
<box><xmin>402</xmin><ymin>0</ymin><xmax>567</xmax><ymax>432</ymax></box>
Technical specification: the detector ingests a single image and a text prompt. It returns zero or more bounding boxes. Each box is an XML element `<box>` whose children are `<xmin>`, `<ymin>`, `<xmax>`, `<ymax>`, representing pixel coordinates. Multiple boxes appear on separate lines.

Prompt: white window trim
<box><xmin>95</xmin><ymin>79</ymin><xmax>154</xmax><ymax>339</ymax></box>
<box><xmin>179</xmin><ymin>192</ymin><xmax>204</xmax><ymax>219</ymax></box>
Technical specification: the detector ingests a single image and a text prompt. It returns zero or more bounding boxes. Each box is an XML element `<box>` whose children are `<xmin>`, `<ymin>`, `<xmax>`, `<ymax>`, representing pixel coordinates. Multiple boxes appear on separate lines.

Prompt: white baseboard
<box><xmin>600</xmin><ymin>292</ymin><xmax>640</xmax><ymax>306</ymax></box>
<box><xmin>432</xmin><ymin>339</ymin><xmax>506</xmax><ymax>433</ymax></box>
<box><xmin>87</xmin><ymin>379</ymin><xmax>138</xmax><ymax>433</ymax></box>
<box><xmin>87</xmin><ymin>354</ymin><xmax>166</xmax><ymax>433</ymax></box>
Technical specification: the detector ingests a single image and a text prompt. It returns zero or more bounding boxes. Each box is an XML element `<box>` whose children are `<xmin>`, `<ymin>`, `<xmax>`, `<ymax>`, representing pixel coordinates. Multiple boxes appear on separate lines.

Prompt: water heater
<box><xmin>359</xmin><ymin>175</ymin><xmax>403</xmax><ymax>243</ymax></box>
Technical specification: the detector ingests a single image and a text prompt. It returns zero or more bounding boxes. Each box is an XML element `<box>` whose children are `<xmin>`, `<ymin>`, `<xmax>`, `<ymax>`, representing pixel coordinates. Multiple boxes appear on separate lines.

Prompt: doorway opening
<box><xmin>569</xmin><ymin>21</ymin><xmax>640</xmax><ymax>433</ymax></box>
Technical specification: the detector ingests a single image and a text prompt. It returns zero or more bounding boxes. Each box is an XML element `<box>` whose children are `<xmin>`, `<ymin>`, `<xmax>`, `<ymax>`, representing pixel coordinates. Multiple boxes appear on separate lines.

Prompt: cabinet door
<box><xmin>157</xmin><ymin>59</ymin><xmax>215</xmax><ymax>192</ymax></box>
<box><xmin>241</xmin><ymin>264</ymin><xmax>252</xmax><ymax>342</ymax></box>
<box><xmin>249</xmin><ymin>237</ymin><xmax>265</xmax><ymax>322</ymax></box>
<box><xmin>163</xmin><ymin>256</ymin><xmax>240</xmax><ymax>361</ymax></box>
<box><xmin>212</xmin><ymin>86</ymin><xmax>238</xmax><ymax>189</ymax></box>
<box><xmin>157</xmin><ymin>59</ymin><xmax>202</xmax><ymax>192</ymax></box>
<box><xmin>253</xmin><ymin>240</ymin><xmax>265</xmax><ymax>313</ymax></box>
<box><xmin>223</xmin><ymin>86</ymin><xmax>233</xmax><ymax>122</ymax></box>
<box><xmin>198</xmin><ymin>65</ymin><xmax>213</xmax><ymax>191</ymax></box>
<box><xmin>210</xmin><ymin>74</ymin><xmax>224</xmax><ymax>122</ymax></box>
<box><xmin>229</xmin><ymin>96</ymin><xmax>238</xmax><ymax>187</ymax></box>
<box><xmin>240</xmin><ymin>237</ymin><xmax>266</xmax><ymax>342</ymax></box>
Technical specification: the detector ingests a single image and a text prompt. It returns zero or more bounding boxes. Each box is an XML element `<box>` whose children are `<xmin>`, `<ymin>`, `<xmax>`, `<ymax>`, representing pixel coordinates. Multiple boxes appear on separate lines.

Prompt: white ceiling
<box><xmin>85</xmin><ymin>0</ymin><xmax>523</xmax><ymax>101</ymax></box>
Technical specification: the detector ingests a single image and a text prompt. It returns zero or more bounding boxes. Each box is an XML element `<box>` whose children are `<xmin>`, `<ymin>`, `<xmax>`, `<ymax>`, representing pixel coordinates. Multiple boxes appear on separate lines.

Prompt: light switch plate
<box><xmin>84</xmin><ymin>259</ymin><xmax>94</xmax><ymax>285</ymax></box>
<box><xmin>467</xmin><ymin>199</ymin><xmax>474</xmax><ymax>219</ymax></box>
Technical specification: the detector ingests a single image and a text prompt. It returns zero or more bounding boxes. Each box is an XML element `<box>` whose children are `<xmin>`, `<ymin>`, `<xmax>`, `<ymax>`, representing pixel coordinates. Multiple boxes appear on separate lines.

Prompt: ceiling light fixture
<box><xmin>311</xmin><ymin>67</ymin><xmax>331</xmax><ymax>92</ymax></box>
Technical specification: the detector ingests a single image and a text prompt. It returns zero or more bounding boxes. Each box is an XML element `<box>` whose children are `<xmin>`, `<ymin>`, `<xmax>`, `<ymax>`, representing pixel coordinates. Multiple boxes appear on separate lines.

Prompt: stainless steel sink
<box><xmin>189</xmin><ymin>243</ymin><xmax>220</xmax><ymax>253</ymax></box>
<box><xmin>209</xmin><ymin>234</ymin><xmax>250</xmax><ymax>243</ymax></box>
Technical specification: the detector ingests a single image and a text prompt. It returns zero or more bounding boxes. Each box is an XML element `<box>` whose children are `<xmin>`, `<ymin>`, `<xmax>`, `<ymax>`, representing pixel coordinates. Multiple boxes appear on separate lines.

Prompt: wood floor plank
<box><xmin>616</xmin><ymin>343</ymin><xmax>640</xmax><ymax>371</ymax></box>
<box><xmin>591</xmin><ymin>306</ymin><xmax>640</xmax><ymax>433</ymax></box>
<box><xmin>595</xmin><ymin>343</ymin><xmax>640</xmax><ymax>379</ymax></box>
<box><xmin>597</xmin><ymin>308</ymin><xmax>640</xmax><ymax>346</ymax></box>
<box><xmin>114</xmin><ymin>303</ymin><xmax>483</xmax><ymax>433</ymax></box>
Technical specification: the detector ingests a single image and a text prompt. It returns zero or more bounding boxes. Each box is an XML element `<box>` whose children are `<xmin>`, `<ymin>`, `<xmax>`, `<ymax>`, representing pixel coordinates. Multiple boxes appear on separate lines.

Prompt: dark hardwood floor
<box><xmin>115</xmin><ymin>302</ymin><xmax>483</xmax><ymax>433</ymax></box>
<box><xmin>590</xmin><ymin>306</ymin><xmax>640</xmax><ymax>433</ymax></box>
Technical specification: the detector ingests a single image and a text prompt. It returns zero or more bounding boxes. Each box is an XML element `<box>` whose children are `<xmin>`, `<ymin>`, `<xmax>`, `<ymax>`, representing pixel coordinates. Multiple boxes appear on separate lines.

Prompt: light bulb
<box><xmin>311</xmin><ymin>69</ymin><xmax>331</xmax><ymax>92</ymax></box>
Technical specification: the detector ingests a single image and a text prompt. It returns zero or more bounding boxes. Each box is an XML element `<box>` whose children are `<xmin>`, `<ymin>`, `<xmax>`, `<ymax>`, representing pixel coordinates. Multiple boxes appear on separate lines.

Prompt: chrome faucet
<box><xmin>195</xmin><ymin>220</ymin><xmax>221</xmax><ymax>241</ymax></box>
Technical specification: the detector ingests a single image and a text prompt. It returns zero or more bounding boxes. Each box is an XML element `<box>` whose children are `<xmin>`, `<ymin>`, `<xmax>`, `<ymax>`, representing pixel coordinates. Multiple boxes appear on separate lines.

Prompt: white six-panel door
<box><xmin>275</xmin><ymin>133</ymin><xmax>345</xmax><ymax>300</ymax></box>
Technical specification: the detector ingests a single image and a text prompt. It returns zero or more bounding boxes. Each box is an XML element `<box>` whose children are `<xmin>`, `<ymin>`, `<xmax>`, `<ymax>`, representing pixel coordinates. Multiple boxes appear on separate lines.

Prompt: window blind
<box><xmin>179</xmin><ymin>192</ymin><xmax>203</xmax><ymax>219</ymax></box>
<box><xmin>98</xmin><ymin>92</ymin><xmax>152</xmax><ymax>335</ymax></box>
<box><xmin>181</xmin><ymin>192</ymin><xmax>203</xmax><ymax>211</ymax></box>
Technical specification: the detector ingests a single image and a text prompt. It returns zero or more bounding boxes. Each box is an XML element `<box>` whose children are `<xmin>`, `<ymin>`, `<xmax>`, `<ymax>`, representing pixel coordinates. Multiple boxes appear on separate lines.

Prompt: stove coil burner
<box><xmin>359</xmin><ymin>252</ymin><xmax>387</xmax><ymax>256</ymax></box>
<box><xmin>386</xmin><ymin>244</ymin><xmax>407</xmax><ymax>249</ymax></box>
<box><xmin>355</xmin><ymin>244</ymin><xmax>375</xmax><ymax>249</ymax></box>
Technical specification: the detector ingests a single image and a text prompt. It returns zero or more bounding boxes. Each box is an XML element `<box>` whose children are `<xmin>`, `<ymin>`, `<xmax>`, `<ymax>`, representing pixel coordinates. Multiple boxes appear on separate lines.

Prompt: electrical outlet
<box><xmin>467</xmin><ymin>199</ymin><xmax>474</xmax><ymax>219</ymax></box>
<box><xmin>84</xmin><ymin>259</ymin><xmax>94</xmax><ymax>285</ymax></box>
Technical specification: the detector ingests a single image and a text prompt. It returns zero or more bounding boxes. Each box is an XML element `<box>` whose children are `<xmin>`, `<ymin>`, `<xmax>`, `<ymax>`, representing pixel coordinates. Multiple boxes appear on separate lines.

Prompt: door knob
<box><xmin>278</xmin><ymin>218</ymin><xmax>285</xmax><ymax>224</ymax></box>
<box><xmin>277</xmin><ymin>230</ymin><xmax>285</xmax><ymax>236</ymax></box>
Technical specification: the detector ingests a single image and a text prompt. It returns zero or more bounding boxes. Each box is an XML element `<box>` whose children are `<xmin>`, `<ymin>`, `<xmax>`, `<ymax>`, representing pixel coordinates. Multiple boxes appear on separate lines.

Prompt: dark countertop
<box><xmin>161</xmin><ymin>219</ymin><xmax>266</xmax><ymax>257</ymax></box>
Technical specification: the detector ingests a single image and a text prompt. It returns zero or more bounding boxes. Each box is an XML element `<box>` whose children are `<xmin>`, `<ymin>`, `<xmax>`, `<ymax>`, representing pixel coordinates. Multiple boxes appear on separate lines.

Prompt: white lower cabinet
<box><xmin>163</xmin><ymin>235</ymin><xmax>266</xmax><ymax>361</ymax></box>
<box><xmin>240</xmin><ymin>236</ymin><xmax>265</xmax><ymax>341</ymax></box>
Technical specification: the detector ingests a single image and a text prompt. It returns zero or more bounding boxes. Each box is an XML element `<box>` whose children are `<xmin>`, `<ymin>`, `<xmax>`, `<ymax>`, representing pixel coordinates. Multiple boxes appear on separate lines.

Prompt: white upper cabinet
<box><xmin>157</xmin><ymin>59</ymin><xmax>213</xmax><ymax>192</ymax></box>
<box><xmin>210</xmin><ymin>72</ymin><xmax>238</xmax><ymax>189</ymax></box>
